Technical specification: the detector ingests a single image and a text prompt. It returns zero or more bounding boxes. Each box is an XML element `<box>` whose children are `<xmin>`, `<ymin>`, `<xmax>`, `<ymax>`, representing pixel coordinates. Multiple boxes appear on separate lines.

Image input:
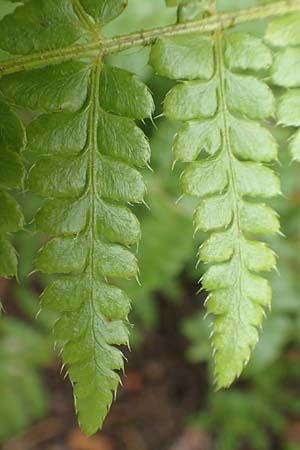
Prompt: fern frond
<box><xmin>266</xmin><ymin>13</ymin><xmax>300</xmax><ymax>161</ymax></box>
<box><xmin>0</xmin><ymin>0</ymin><xmax>153</xmax><ymax>435</ymax></box>
<box><xmin>0</xmin><ymin>100</ymin><xmax>25</xmax><ymax>307</ymax></box>
<box><xmin>150</xmin><ymin>30</ymin><xmax>280</xmax><ymax>387</ymax></box>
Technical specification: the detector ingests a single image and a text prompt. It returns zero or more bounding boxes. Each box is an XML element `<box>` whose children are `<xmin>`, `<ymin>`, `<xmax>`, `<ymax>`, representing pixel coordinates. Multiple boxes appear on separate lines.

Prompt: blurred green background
<box><xmin>2</xmin><ymin>1</ymin><xmax>300</xmax><ymax>449</ymax></box>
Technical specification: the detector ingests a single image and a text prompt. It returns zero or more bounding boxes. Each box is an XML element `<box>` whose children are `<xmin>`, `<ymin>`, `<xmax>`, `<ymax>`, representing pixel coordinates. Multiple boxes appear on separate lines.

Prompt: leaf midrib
<box><xmin>215</xmin><ymin>32</ymin><xmax>245</xmax><ymax>327</ymax></box>
<box><xmin>86</xmin><ymin>60</ymin><xmax>111</xmax><ymax>381</ymax></box>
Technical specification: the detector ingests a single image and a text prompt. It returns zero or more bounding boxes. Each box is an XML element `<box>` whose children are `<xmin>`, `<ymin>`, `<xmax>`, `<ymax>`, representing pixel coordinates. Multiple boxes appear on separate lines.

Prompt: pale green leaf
<box><xmin>182</xmin><ymin>158</ymin><xmax>228</xmax><ymax>197</ymax></box>
<box><xmin>240</xmin><ymin>201</ymin><xmax>280</xmax><ymax>234</ymax></box>
<box><xmin>165</xmin><ymin>79</ymin><xmax>218</xmax><ymax>120</ymax></box>
<box><xmin>243</xmin><ymin>240</ymin><xmax>276</xmax><ymax>272</ymax></box>
<box><xmin>290</xmin><ymin>129</ymin><xmax>300</xmax><ymax>161</ymax></box>
<box><xmin>265</xmin><ymin>12</ymin><xmax>300</xmax><ymax>47</ymax></box>
<box><xmin>150</xmin><ymin>35</ymin><xmax>214</xmax><ymax>81</ymax></box>
<box><xmin>271</xmin><ymin>48</ymin><xmax>300</xmax><ymax>88</ymax></box>
<box><xmin>234</xmin><ymin>161</ymin><xmax>281</xmax><ymax>198</ymax></box>
<box><xmin>229</xmin><ymin>116</ymin><xmax>278</xmax><ymax>162</ymax></box>
<box><xmin>199</xmin><ymin>228</ymin><xmax>234</xmax><ymax>263</ymax></box>
<box><xmin>226</xmin><ymin>72</ymin><xmax>275</xmax><ymax>119</ymax></box>
<box><xmin>194</xmin><ymin>194</ymin><xmax>233</xmax><ymax>232</ymax></box>
<box><xmin>174</xmin><ymin>118</ymin><xmax>221</xmax><ymax>162</ymax></box>
<box><xmin>277</xmin><ymin>90</ymin><xmax>300</xmax><ymax>126</ymax></box>
<box><xmin>225</xmin><ymin>32</ymin><xmax>272</xmax><ymax>71</ymax></box>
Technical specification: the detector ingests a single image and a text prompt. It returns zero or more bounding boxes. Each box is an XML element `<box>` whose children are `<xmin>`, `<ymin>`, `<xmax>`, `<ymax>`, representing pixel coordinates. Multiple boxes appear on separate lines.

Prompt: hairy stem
<box><xmin>0</xmin><ymin>0</ymin><xmax>299</xmax><ymax>76</ymax></box>
<box><xmin>104</xmin><ymin>0</ymin><xmax>300</xmax><ymax>54</ymax></box>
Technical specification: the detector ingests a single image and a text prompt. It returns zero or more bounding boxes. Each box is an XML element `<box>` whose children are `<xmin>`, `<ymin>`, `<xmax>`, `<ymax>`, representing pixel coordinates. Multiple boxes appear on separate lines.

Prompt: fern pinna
<box><xmin>0</xmin><ymin>0</ymin><xmax>153</xmax><ymax>435</ymax></box>
<box><xmin>150</xmin><ymin>22</ymin><xmax>281</xmax><ymax>386</ymax></box>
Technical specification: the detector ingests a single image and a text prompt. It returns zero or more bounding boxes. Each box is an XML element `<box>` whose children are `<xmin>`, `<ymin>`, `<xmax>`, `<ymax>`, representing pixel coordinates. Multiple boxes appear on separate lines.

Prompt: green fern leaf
<box><xmin>267</xmin><ymin>13</ymin><xmax>300</xmax><ymax>161</ymax></box>
<box><xmin>265</xmin><ymin>12</ymin><xmax>300</xmax><ymax>48</ymax></box>
<box><xmin>0</xmin><ymin>0</ymin><xmax>153</xmax><ymax>434</ymax></box>
<box><xmin>0</xmin><ymin>100</ymin><xmax>25</xmax><ymax>303</ymax></box>
<box><xmin>150</xmin><ymin>30</ymin><xmax>280</xmax><ymax>387</ymax></box>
